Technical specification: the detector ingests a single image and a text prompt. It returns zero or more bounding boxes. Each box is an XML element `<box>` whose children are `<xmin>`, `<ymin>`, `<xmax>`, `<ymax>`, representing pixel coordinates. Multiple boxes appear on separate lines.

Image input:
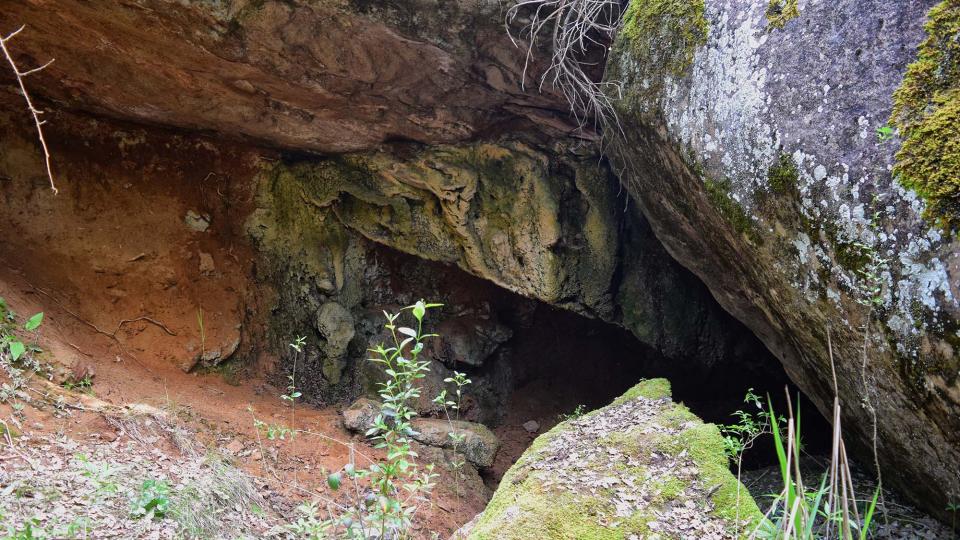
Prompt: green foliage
<box><xmin>765</xmin><ymin>0</ymin><xmax>799</xmax><ymax>30</ymax></box>
<box><xmin>252</xmin><ymin>418</ymin><xmax>294</xmax><ymax>440</ymax></box>
<box><xmin>875</xmin><ymin>125</ymin><xmax>894</xmax><ymax>142</ymax></box>
<box><xmin>433</xmin><ymin>368</ymin><xmax>473</xmax><ymax>500</ymax></box>
<box><xmin>76</xmin><ymin>453</ymin><xmax>119</xmax><ymax>496</ymax></box>
<box><xmin>288</xmin><ymin>299</ymin><xmax>469</xmax><ymax>538</ymax></box>
<box><xmin>0</xmin><ymin>298</ymin><xmax>47</xmax><ymax>409</ymax></box>
<box><xmin>62</xmin><ymin>374</ymin><xmax>93</xmax><ymax>393</ymax></box>
<box><xmin>130</xmin><ymin>479</ymin><xmax>172</xmax><ymax>520</ymax></box>
<box><xmin>285</xmin><ymin>501</ymin><xmax>332</xmax><ymax>539</ymax></box>
<box><xmin>557</xmin><ymin>404</ymin><xmax>587</xmax><ymax>422</ymax></box>
<box><xmin>355</xmin><ymin>300</ymin><xmax>443</xmax><ymax>537</ymax></box>
<box><xmin>720</xmin><ymin>389</ymin><xmax>775</xmax><ymax>460</ymax></box>
<box><xmin>890</xmin><ymin>0</ymin><xmax>960</xmax><ymax>231</ymax></box>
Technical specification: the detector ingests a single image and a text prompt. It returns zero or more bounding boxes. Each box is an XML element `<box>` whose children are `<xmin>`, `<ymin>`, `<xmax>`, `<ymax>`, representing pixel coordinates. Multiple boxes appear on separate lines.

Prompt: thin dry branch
<box><xmin>0</xmin><ymin>24</ymin><xmax>57</xmax><ymax>194</ymax></box>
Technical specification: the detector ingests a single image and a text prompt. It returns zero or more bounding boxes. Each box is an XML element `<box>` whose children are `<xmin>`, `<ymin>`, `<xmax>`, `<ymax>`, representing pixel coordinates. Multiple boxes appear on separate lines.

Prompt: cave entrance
<box><xmin>479</xmin><ymin>299</ymin><xmax>832</xmax><ymax>483</ymax></box>
<box><xmin>358</xmin><ymin>245</ymin><xmax>832</xmax><ymax>485</ymax></box>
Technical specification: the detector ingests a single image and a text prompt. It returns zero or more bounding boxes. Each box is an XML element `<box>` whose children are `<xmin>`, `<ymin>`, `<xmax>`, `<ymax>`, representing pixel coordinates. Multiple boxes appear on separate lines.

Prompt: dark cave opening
<box><xmin>349</xmin><ymin>243</ymin><xmax>833</xmax><ymax>485</ymax></box>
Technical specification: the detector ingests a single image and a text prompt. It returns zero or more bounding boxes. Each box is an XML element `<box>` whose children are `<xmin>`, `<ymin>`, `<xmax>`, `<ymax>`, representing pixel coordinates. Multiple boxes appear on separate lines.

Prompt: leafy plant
<box><xmin>947</xmin><ymin>501</ymin><xmax>959</xmax><ymax>535</ymax></box>
<box><xmin>284</xmin><ymin>501</ymin><xmax>332</xmax><ymax>539</ymax></box>
<box><xmin>875</xmin><ymin>125</ymin><xmax>895</xmax><ymax>142</ymax></box>
<box><xmin>130</xmin><ymin>479</ymin><xmax>171</xmax><ymax>520</ymax></box>
<box><xmin>62</xmin><ymin>374</ymin><xmax>93</xmax><ymax>393</ymax></box>
<box><xmin>76</xmin><ymin>453</ymin><xmax>119</xmax><ymax>496</ymax></box>
<box><xmin>721</xmin><ymin>389</ymin><xmax>777</xmax><ymax>537</ymax></box>
<box><xmin>252</xmin><ymin>418</ymin><xmax>294</xmax><ymax>441</ymax></box>
<box><xmin>0</xmin><ymin>300</ymin><xmax>46</xmax><ymax>409</ymax></box>
<box><xmin>558</xmin><ymin>403</ymin><xmax>587</xmax><ymax>422</ymax></box>
<box><xmin>434</xmin><ymin>369</ymin><xmax>472</xmax><ymax>501</ymax></box>
<box><xmin>283</xmin><ymin>335</ymin><xmax>305</xmax><ymax>440</ymax></box>
<box><xmin>314</xmin><ymin>300</ymin><xmax>447</xmax><ymax>538</ymax></box>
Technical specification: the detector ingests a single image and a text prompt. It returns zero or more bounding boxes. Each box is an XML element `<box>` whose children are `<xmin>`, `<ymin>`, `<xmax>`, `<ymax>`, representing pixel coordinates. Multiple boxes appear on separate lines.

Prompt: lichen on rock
<box><xmin>606</xmin><ymin>0</ymin><xmax>960</xmax><ymax>519</ymax></box>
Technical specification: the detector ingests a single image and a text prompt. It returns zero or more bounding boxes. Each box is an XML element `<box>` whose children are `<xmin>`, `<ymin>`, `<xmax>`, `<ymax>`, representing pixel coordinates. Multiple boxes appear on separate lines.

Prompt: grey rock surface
<box><xmin>607</xmin><ymin>0</ymin><xmax>959</xmax><ymax>517</ymax></box>
<box><xmin>410</xmin><ymin>418</ymin><xmax>500</xmax><ymax>469</ymax></box>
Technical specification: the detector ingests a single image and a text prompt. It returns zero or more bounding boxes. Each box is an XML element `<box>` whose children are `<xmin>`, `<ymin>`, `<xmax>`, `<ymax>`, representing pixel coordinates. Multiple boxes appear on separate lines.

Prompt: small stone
<box><xmin>198</xmin><ymin>252</ymin><xmax>215</xmax><ymax>275</ymax></box>
<box><xmin>342</xmin><ymin>398</ymin><xmax>381</xmax><ymax>433</ymax></box>
<box><xmin>522</xmin><ymin>420</ymin><xmax>540</xmax><ymax>433</ymax></box>
<box><xmin>224</xmin><ymin>439</ymin><xmax>245</xmax><ymax>455</ymax></box>
<box><xmin>232</xmin><ymin>79</ymin><xmax>256</xmax><ymax>93</ymax></box>
<box><xmin>317</xmin><ymin>278</ymin><xmax>335</xmax><ymax>292</ymax></box>
<box><xmin>184</xmin><ymin>210</ymin><xmax>210</xmax><ymax>232</ymax></box>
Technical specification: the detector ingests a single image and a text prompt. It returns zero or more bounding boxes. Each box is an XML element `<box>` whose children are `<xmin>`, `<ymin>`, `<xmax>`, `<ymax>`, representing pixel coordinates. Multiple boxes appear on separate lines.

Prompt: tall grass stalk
<box><xmin>750</xmin><ymin>337</ymin><xmax>880</xmax><ymax>540</ymax></box>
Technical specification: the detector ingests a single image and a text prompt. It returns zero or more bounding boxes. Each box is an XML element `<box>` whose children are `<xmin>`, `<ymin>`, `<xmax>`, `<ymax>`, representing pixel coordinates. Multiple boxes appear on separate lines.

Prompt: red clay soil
<box><xmin>0</xmin><ymin>103</ymin><xmax>489</xmax><ymax>537</ymax></box>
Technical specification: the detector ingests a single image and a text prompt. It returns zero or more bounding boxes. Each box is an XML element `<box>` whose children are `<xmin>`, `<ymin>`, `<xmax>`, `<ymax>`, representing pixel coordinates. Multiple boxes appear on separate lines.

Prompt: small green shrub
<box><xmin>279</xmin><ymin>299</ymin><xmax>472</xmax><ymax>539</ymax></box>
<box><xmin>557</xmin><ymin>403</ymin><xmax>587</xmax><ymax>422</ymax></box>
<box><xmin>0</xmin><ymin>299</ymin><xmax>47</xmax><ymax>411</ymax></box>
<box><xmin>130</xmin><ymin>479</ymin><xmax>172</xmax><ymax>520</ymax></box>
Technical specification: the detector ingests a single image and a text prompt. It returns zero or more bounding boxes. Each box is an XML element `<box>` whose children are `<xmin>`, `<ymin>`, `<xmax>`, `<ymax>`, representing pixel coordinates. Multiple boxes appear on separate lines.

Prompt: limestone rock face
<box><xmin>249</xmin><ymin>139</ymin><xmax>778</xmax><ymax>416</ymax></box>
<box><xmin>607</xmin><ymin>0</ymin><xmax>959</xmax><ymax>516</ymax></box>
<box><xmin>0</xmin><ymin>0</ymin><xmax>572</xmax><ymax>153</ymax></box>
<box><xmin>315</xmin><ymin>302</ymin><xmax>356</xmax><ymax>358</ymax></box>
<box><xmin>458</xmin><ymin>379</ymin><xmax>761</xmax><ymax>539</ymax></box>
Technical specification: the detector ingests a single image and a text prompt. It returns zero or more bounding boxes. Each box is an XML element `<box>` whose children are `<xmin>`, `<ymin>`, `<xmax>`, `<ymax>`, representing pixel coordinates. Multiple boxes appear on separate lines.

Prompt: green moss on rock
<box><xmin>765</xmin><ymin>0</ymin><xmax>800</xmax><ymax>30</ymax></box>
<box><xmin>703</xmin><ymin>177</ymin><xmax>762</xmax><ymax>244</ymax></box>
<box><xmin>613</xmin><ymin>377</ymin><xmax>672</xmax><ymax>404</ymax></box>
<box><xmin>767</xmin><ymin>153</ymin><xmax>799</xmax><ymax>196</ymax></box>
<box><xmin>619</xmin><ymin>0</ymin><xmax>708</xmax><ymax>78</ymax></box>
<box><xmin>465</xmin><ymin>378</ymin><xmax>763</xmax><ymax>539</ymax></box>
<box><xmin>890</xmin><ymin>0</ymin><xmax>960</xmax><ymax>231</ymax></box>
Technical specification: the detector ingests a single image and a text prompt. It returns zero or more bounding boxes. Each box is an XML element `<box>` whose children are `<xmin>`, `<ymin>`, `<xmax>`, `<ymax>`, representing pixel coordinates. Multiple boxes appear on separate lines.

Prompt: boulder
<box><xmin>606</xmin><ymin>0</ymin><xmax>960</xmax><ymax>517</ymax></box>
<box><xmin>410</xmin><ymin>418</ymin><xmax>500</xmax><ymax>469</ymax></box>
<box><xmin>435</xmin><ymin>317</ymin><xmax>512</xmax><ymax>367</ymax></box>
<box><xmin>459</xmin><ymin>379</ymin><xmax>761</xmax><ymax>539</ymax></box>
<box><xmin>341</xmin><ymin>398</ymin><xmax>381</xmax><ymax>434</ymax></box>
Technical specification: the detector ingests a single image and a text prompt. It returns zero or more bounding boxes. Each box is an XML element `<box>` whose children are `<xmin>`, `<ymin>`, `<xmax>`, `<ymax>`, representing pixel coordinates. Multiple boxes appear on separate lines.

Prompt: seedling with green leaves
<box><xmin>130</xmin><ymin>479</ymin><xmax>171</xmax><ymax>520</ymax></box>
<box><xmin>875</xmin><ymin>125</ymin><xmax>894</xmax><ymax>142</ymax></box>
<box><xmin>0</xmin><ymin>301</ymin><xmax>46</xmax><ymax>411</ymax></box>
<box><xmin>320</xmin><ymin>300</ymin><xmax>447</xmax><ymax>538</ymax></box>
<box><xmin>434</xmin><ymin>369</ymin><xmax>472</xmax><ymax>501</ymax></box>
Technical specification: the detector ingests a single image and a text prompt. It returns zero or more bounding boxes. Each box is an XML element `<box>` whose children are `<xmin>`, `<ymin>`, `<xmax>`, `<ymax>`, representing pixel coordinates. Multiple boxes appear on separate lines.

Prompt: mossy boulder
<box><xmin>607</xmin><ymin>0</ymin><xmax>960</xmax><ymax>519</ymax></box>
<box><xmin>460</xmin><ymin>379</ymin><xmax>762</xmax><ymax>539</ymax></box>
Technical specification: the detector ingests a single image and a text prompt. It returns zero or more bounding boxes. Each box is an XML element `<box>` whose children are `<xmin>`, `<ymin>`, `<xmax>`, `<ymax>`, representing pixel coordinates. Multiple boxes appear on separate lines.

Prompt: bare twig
<box><xmin>505</xmin><ymin>0</ymin><xmax>624</xmax><ymax>132</ymax></box>
<box><xmin>1</xmin><ymin>25</ymin><xmax>58</xmax><ymax>194</ymax></box>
